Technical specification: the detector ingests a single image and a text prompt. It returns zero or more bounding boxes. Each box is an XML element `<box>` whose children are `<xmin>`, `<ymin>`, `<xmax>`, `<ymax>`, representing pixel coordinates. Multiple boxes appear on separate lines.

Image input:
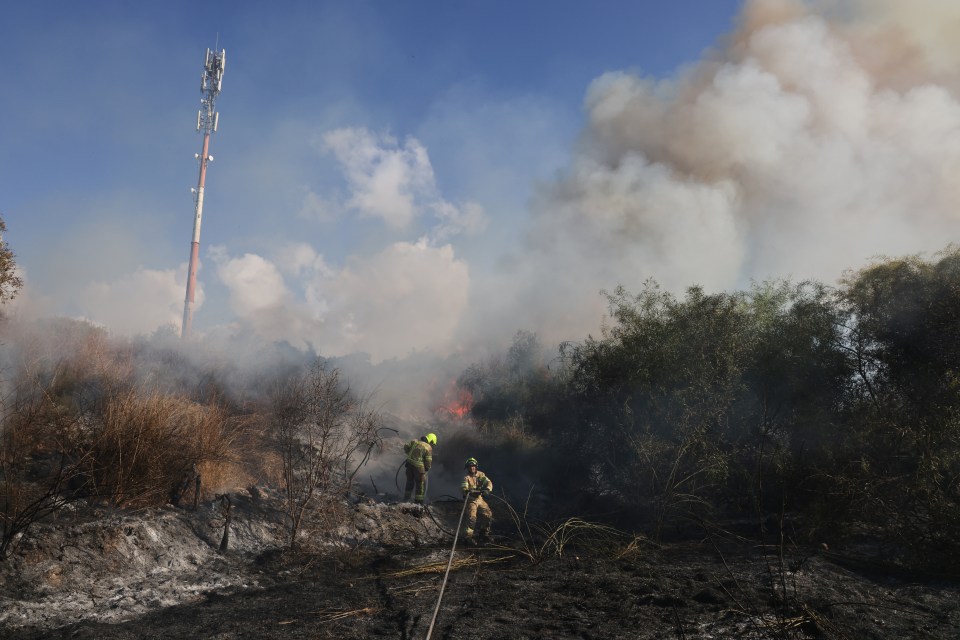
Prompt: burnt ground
<box><xmin>2</xmin><ymin>492</ymin><xmax>959</xmax><ymax>640</ymax></box>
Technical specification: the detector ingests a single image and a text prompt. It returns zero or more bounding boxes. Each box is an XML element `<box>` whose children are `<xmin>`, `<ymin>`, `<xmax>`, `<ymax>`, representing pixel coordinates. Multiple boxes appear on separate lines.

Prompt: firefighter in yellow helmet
<box><xmin>403</xmin><ymin>433</ymin><xmax>436</xmax><ymax>504</ymax></box>
<box><xmin>461</xmin><ymin>457</ymin><xmax>493</xmax><ymax>544</ymax></box>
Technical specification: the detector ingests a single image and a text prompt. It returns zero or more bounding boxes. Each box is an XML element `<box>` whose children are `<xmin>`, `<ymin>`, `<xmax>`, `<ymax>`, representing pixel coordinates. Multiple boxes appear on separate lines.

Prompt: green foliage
<box><xmin>733</xmin><ymin>281</ymin><xmax>853</xmax><ymax>514</ymax></box>
<box><xmin>837</xmin><ymin>248</ymin><xmax>960</xmax><ymax>566</ymax></box>
<box><xmin>562</xmin><ymin>283</ymin><xmax>753</xmax><ymax>533</ymax></box>
<box><xmin>458</xmin><ymin>250</ymin><xmax>960</xmax><ymax>570</ymax></box>
<box><xmin>456</xmin><ymin>330</ymin><xmax>565</xmax><ymax>438</ymax></box>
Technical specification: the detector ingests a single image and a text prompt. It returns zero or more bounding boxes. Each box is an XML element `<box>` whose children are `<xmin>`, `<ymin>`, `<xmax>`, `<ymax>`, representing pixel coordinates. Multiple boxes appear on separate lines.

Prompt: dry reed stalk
<box><xmin>307</xmin><ymin>606</ymin><xmax>378</xmax><ymax>622</ymax></box>
<box><xmin>385</xmin><ymin>554</ymin><xmax>513</xmax><ymax>578</ymax></box>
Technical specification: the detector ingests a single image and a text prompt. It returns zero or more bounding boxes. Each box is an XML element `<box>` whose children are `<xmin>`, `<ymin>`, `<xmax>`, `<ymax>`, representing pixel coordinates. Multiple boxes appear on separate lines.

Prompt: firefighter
<box><xmin>461</xmin><ymin>457</ymin><xmax>493</xmax><ymax>544</ymax></box>
<box><xmin>403</xmin><ymin>433</ymin><xmax>437</xmax><ymax>504</ymax></box>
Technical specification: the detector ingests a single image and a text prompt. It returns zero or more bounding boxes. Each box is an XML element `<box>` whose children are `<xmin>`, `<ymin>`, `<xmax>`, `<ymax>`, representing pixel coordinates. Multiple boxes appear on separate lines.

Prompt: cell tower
<box><xmin>181</xmin><ymin>46</ymin><xmax>225</xmax><ymax>339</ymax></box>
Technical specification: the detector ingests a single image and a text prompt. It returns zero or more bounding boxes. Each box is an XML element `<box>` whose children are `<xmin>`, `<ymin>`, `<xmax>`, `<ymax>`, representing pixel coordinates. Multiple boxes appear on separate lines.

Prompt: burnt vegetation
<box><xmin>3</xmin><ymin>248</ymin><xmax>960</xmax><ymax>568</ymax></box>
<box><xmin>1</xmin><ymin>212</ymin><xmax>959</xmax><ymax>637</ymax></box>
<box><xmin>0</xmin><ymin>315</ymin><xmax>381</xmax><ymax>559</ymax></box>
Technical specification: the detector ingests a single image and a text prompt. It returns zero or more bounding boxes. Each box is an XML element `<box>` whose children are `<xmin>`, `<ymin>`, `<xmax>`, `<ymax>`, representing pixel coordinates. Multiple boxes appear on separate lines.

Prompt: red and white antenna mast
<box><xmin>181</xmin><ymin>46</ymin><xmax>225</xmax><ymax>339</ymax></box>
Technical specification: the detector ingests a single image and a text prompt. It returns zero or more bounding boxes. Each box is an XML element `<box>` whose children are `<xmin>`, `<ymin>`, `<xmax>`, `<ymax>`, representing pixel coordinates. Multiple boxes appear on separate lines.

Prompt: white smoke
<box><xmin>13</xmin><ymin>265</ymin><xmax>190</xmax><ymax>337</ymax></box>
<box><xmin>213</xmin><ymin>249</ymin><xmax>292</xmax><ymax>316</ymax></box>
<box><xmin>211</xmin><ymin>239</ymin><xmax>469</xmax><ymax>362</ymax></box>
<box><xmin>209</xmin><ymin>0</ymin><xmax>960</xmax><ymax>365</ymax></box>
<box><xmin>201</xmin><ymin>127</ymin><xmax>479</xmax><ymax>363</ymax></box>
<box><xmin>82</xmin><ymin>266</ymin><xmax>189</xmax><ymax>336</ymax></box>
<box><xmin>320</xmin><ymin>127</ymin><xmax>433</xmax><ymax>229</ymax></box>
<box><xmin>317</xmin><ymin>127</ymin><xmax>487</xmax><ymax>237</ymax></box>
<box><xmin>18</xmin><ymin>0</ymin><xmax>960</xmax><ymax>386</ymax></box>
<box><xmin>491</xmin><ymin>0</ymin><xmax>960</xmax><ymax>346</ymax></box>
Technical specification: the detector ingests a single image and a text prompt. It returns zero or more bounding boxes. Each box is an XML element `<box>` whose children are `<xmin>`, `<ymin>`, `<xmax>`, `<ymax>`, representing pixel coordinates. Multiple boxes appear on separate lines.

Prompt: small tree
<box><xmin>457</xmin><ymin>330</ymin><xmax>557</xmax><ymax>437</ymax></box>
<box><xmin>837</xmin><ymin>249</ymin><xmax>960</xmax><ymax>567</ymax></box>
<box><xmin>0</xmin><ymin>216</ymin><xmax>23</xmax><ymax>308</ymax></box>
<box><xmin>1</xmin><ymin>368</ymin><xmax>85</xmax><ymax>559</ymax></box>
<box><xmin>270</xmin><ymin>360</ymin><xmax>384</xmax><ymax>548</ymax></box>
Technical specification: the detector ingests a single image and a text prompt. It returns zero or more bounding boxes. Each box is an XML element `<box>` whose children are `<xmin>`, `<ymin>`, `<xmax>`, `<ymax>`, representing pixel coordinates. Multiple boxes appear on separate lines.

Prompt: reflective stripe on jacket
<box><xmin>461</xmin><ymin>471</ymin><xmax>491</xmax><ymax>498</ymax></box>
<box><xmin>404</xmin><ymin>439</ymin><xmax>432</xmax><ymax>472</ymax></box>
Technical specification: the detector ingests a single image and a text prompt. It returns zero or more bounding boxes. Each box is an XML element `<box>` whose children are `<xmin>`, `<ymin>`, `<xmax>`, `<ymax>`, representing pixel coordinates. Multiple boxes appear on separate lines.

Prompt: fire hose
<box><xmin>392</xmin><ymin>461</ymin><xmax>495</xmax><ymax>637</ymax></box>
<box><xmin>394</xmin><ymin>461</ymin><xmax>464</xmax><ymax>537</ymax></box>
<box><xmin>424</xmin><ymin>494</ymin><xmax>470</xmax><ymax>640</ymax></box>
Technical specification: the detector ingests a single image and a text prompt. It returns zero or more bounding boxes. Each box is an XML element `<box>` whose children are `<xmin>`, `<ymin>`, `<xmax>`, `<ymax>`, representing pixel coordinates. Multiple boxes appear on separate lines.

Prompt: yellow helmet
<box><xmin>425</xmin><ymin>433</ymin><xmax>438</xmax><ymax>446</ymax></box>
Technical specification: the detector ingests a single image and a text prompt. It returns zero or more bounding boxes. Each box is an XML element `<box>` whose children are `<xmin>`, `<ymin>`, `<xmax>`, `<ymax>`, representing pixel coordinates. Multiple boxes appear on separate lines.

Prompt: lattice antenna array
<box><xmin>181</xmin><ymin>47</ymin><xmax>225</xmax><ymax>339</ymax></box>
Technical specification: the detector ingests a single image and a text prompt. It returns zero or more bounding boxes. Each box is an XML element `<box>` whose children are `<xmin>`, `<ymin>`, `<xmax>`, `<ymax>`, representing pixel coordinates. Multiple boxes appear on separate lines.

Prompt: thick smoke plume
<box><xmin>496</xmin><ymin>0</ymin><xmax>960</xmax><ymax>345</ymax></box>
<box><xmin>11</xmin><ymin>0</ymin><xmax>960</xmax><ymax>418</ymax></box>
<box><xmin>213</xmin><ymin>0</ymin><xmax>960</xmax><ymax>365</ymax></box>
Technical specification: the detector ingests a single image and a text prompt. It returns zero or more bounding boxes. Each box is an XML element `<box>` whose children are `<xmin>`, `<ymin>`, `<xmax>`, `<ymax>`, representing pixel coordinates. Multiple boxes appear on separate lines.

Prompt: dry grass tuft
<box><xmin>307</xmin><ymin>606</ymin><xmax>379</xmax><ymax>622</ymax></box>
<box><xmin>385</xmin><ymin>554</ymin><xmax>513</xmax><ymax>578</ymax></box>
<box><xmin>73</xmin><ymin>389</ymin><xmax>258</xmax><ymax>508</ymax></box>
<box><xmin>495</xmin><ymin>491</ymin><xmax>658</xmax><ymax>564</ymax></box>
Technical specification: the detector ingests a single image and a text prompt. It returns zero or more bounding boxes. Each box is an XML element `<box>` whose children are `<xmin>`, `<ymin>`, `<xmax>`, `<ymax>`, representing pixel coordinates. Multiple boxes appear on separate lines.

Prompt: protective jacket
<box><xmin>461</xmin><ymin>471</ymin><xmax>492</xmax><ymax>498</ymax></box>
<box><xmin>404</xmin><ymin>439</ymin><xmax>433</xmax><ymax>472</ymax></box>
<box><xmin>461</xmin><ymin>470</ymin><xmax>493</xmax><ymax>539</ymax></box>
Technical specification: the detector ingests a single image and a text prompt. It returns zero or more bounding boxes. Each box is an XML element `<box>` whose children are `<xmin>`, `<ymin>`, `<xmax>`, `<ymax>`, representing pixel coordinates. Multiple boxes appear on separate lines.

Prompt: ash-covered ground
<box><xmin>2</xmin><ymin>490</ymin><xmax>958</xmax><ymax>640</ymax></box>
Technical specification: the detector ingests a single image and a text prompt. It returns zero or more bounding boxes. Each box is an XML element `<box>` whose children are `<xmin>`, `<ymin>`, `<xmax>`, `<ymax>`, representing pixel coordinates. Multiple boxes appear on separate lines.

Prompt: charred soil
<box><xmin>2</xmin><ymin>495</ymin><xmax>958</xmax><ymax>640</ymax></box>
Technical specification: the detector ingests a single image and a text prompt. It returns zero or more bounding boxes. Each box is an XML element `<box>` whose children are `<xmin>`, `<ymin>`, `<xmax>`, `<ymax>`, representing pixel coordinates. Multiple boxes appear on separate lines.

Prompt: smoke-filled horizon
<box><xmin>495</xmin><ymin>0</ymin><xmax>960</xmax><ymax>344</ymax></box>
<box><xmin>5</xmin><ymin>0</ymin><xmax>960</xmax><ymax>370</ymax></box>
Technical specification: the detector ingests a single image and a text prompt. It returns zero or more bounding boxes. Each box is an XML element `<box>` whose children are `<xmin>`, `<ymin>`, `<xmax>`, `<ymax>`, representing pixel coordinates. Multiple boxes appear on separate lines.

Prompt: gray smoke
<box><xmin>12</xmin><ymin>0</ymin><xmax>960</xmax><ymax>416</ymax></box>
<box><xmin>483</xmin><ymin>0</ymin><xmax>960</xmax><ymax>347</ymax></box>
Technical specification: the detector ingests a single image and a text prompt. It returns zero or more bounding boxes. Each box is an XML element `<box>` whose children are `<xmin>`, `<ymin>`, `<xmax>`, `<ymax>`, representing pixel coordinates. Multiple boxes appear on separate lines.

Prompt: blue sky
<box><xmin>4</xmin><ymin>0</ymin><xmax>960</xmax><ymax>363</ymax></box>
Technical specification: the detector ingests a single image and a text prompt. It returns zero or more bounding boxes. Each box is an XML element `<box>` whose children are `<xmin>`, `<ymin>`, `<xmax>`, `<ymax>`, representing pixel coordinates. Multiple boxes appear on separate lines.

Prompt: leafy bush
<box><xmin>456</xmin><ymin>249</ymin><xmax>960</xmax><ymax>570</ymax></box>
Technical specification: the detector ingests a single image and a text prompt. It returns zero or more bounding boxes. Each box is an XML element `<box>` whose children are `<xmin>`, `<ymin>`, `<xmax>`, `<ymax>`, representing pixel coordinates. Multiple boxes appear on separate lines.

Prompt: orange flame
<box><xmin>434</xmin><ymin>383</ymin><xmax>473</xmax><ymax>419</ymax></box>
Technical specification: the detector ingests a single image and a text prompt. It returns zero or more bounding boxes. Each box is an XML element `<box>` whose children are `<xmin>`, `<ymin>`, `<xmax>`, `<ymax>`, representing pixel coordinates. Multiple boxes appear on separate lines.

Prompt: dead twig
<box><xmin>385</xmin><ymin>554</ymin><xmax>513</xmax><ymax>578</ymax></box>
<box><xmin>307</xmin><ymin>606</ymin><xmax>378</xmax><ymax>622</ymax></box>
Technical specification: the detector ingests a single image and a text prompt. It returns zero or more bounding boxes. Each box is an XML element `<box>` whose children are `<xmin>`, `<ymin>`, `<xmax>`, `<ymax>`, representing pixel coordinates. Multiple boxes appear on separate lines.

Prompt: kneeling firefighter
<box><xmin>403</xmin><ymin>433</ymin><xmax>437</xmax><ymax>504</ymax></box>
<box><xmin>461</xmin><ymin>457</ymin><xmax>493</xmax><ymax>544</ymax></box>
